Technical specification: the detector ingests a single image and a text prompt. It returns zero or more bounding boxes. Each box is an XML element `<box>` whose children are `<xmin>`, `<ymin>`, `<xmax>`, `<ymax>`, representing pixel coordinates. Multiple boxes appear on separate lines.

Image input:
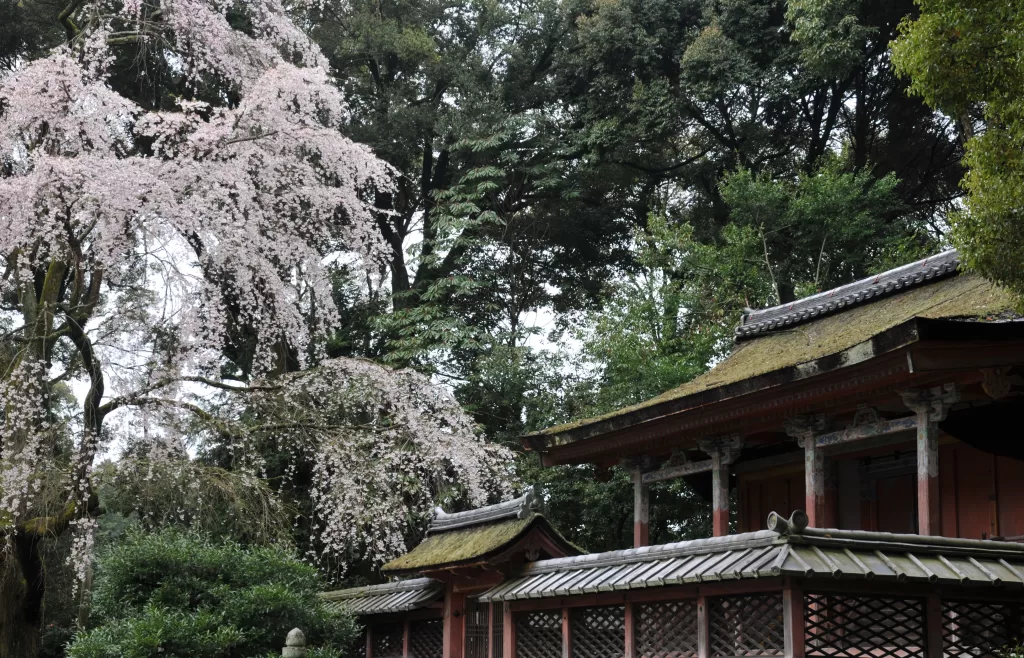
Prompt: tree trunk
<box><xmin>0</xmin><ymin>536</ymin><xmax>45</xmax><ymax>658</ymax></box>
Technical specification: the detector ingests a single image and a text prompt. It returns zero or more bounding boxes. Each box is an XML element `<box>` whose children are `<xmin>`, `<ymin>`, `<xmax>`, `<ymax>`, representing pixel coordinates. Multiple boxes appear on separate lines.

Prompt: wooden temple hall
<box><xmin>323</xmin><ymin>249</ymin><xmax>1024</xmax><ymax>658</ymax></box>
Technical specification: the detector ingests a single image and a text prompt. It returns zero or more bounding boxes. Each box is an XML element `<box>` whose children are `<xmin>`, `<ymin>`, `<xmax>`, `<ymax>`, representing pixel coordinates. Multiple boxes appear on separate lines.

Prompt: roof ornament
<box><xmin>767</xmin><ymin>509</ymin><xmax>809</xmax><ymax>535</ymax></box>
<box><xmin>426</xmin><ymin>485</ymin><xmax>543</xmax><ymax>535</ymax></box>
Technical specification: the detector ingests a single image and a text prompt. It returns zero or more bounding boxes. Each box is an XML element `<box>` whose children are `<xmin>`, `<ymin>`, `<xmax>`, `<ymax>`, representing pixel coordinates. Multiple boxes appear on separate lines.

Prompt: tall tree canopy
<box><xmin>0</xmin><ymin>0</ymin><xmax>510</xmax><ymax>653</ymax></box>
<box><xmin>892</xmin><ymin>0</ymin><xmax>1024</xmax><ymax>302</ymax></box>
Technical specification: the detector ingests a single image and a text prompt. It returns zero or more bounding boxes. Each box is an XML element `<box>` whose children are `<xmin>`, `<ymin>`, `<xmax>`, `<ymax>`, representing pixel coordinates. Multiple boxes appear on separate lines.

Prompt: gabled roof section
<box><xmin>527</xmin><ymin>253</ymin><xmax>1019</xmax><ymax>450</ymax></box>
<box><xmin>736</xmin><ymin>249</ymin><xmax>961</xmax><ymax>339</ymax></box>
<box><xmin>382</xmin><ymin>492</ymin><xmax>581</xmax><ymax>575</ymax></box>
<box><xmin>320</xmin><ymin>578</ymin><xmax>442</xmax><ymax>616</ymax></box>
<box><xmin>478</xmin><ymin>513</ymin><xmax>1024</xmax><ymax>602</ymax></box>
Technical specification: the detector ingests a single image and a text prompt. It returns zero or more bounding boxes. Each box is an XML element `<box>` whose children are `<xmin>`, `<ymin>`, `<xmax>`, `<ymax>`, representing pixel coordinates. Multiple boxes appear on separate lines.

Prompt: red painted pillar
<box><xmin>403</xmin><ymin>620</ymin><xmax>411</xmax><ymax>658</ymax></box>
<box><xmin>444</xmin><ymin>585</ymin><xmax>466</xmax><ymax>658</ymax></box>
<box><xmin>697</xmin><ymin>594</ymin><xmax>709</xmax><ymax>658</ymax></box>
<box><xmin>624</xmin><ymin>602</ymin><xmax>636</xmax><ymax>658</ymax></box>
<box><xmin>783</xmin><ymin>584</ymin><xmax>805</xmax><ymax>658</ymax></box>
<box><xmin>700</xmin><ymin>437</ymin><xmax>743</xmax><ymax>537</ymax></box>
<box><xmin>786</xmin><ymin>416</ymin><xmax>827</xmax><ymax>528</ymax></box>
<box><xmin>633</xmin><ymin>470</ymin><xmax>650</xmax><ymax>547</ymax></box>
<box><xmin>561</xmin><ymin>608</ymin><xmax>572</xmax><ymax>658</ymax></box>
<box><xmin>503</xmin><ymin>603</ymin><xmax>515</xmax><ymax>658</ymax></box>
<box><xmin>366</xmin><ymin>627</ymin><xmax>374</xmax><ymax>658</ymax></box>
<box><xmin>925</xmin><ymin>594</ymin><xmax>943</xmax><ymax>658</ymax></box>
<box><xmin>902</xmin><ymin>385</ymin><xmax>958</xmax><ymax>536</ymax></box>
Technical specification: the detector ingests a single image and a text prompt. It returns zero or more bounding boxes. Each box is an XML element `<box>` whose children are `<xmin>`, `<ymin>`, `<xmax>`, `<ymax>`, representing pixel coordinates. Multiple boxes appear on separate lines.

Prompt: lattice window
<box><xmin>805</xmin><ymin>593</ymin><xmax>925</xmax><ymax>658</ymax></box>
<box><xmin>467</xmin><ymin>598</ymin><xmax>490</xmax><ymax>658</ymax></box>
<box><xmin>373</xmin><ymin>624</ymin><xmax>405</xmax><ymax>658</ymax></box>
<box><xmin>517</xmin><ymin>610</ymin><xmax>562</xmax><ymax>658</ymax></box>
<box><xmin>572</xmin><ymin>606</ymin><xmax>625</xmax><ymax>658</ymax></box>
<box><xmin>942</xmin><ymin>600</ymin><xmax>1019</xmax><ymax>658</ymax></box>
<box><xmin>637</xmin><ymin>601</ymin><xmax>699</xmax><ymax>658</ymax></box>
<box><xmin>493</xmin><ymin>602</ymin><xmax>505</xmax><ymax>658</ymax></box>
<box><xmin>709</xmin><ymin>593</ymin><xmax>785</xmax><ymax>657</ymax></box>
<box><xmin>410</xmin><ymin>620</ymin><xmax>443</xmax><ymax>658</ymax></box>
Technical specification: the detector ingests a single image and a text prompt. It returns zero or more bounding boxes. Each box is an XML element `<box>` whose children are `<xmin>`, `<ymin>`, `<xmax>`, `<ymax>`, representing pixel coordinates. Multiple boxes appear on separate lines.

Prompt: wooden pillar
<box><xmin>366</xmin><ymin>627</ymin><xmax>374</xmax><ymax>658</ymax></box>
<box><xmin>624</xmin><ymin>602</ymin><xmax>636</xmax><ymax>658</ymax></box>
<box><xmin>503</xmin><ymin>603</ymin><xmax>515</xmax><ymax>658</ymax></box>
<box><xmin>925</xmin><ymin>594</ymin><xmax>943</xmax><ymax>658</ymax></box>
<box><xmin>699</xmin><ymin>437</ymin><xmax>743</xmax><ymax>536</ymax></box>
<box><xmin>561</xmin><ymin>608</ymin><xmax>572</xmax><ymax>658</ymax></box>
<box><xmin>697</xmin><ymin>594</ymin><xmax>709</xmax><ymax>658</ymax></box>
<box><xmin>783</xmin><ymin>584</ymin><xmax>805</xmax><ymax>658</ymax></box>
<box><xmin>633</xmin><ymin>470</ymin><xmax>650</xmax><ymax>547</ymax></box>
<box><xmin>404</xmin><ymin>620</ymin><xmax>411</xmax><ymax>658</ymax></box>
<box><xmin>785</xmin><ymin>416</ymin><xmax>827</xmax><ymax>528</ymax></box>
<box><xmin>488</xmin><ymin>603</ymin><xmax>495</xmax><ymax>658</ymax></box>
<box><xmin>902</xmin><ymin>385</ymin><xmax>958</xmax><ymax>536</ymax></box>
<box><xmin>444</xmin><ymin>587</ymin><xmax>466</xmax><ymax>658</ymax></box>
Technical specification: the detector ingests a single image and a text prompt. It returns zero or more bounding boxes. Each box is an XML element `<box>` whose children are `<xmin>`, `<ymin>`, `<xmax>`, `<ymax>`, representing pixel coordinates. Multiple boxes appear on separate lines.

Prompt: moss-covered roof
<box><xmin>382</xmin><ymin>513</ymin><xmax>580</xmax><ymax>574</ymax></box>
<box><xmin>533</xmin><ymin>272</ymin><xmax>1016</xmax><ymax>439</ymax></box>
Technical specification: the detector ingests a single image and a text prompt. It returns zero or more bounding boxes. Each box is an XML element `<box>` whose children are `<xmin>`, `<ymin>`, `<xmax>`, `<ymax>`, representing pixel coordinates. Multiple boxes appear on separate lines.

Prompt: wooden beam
<box><xmin>641</xmin><ymin>459</ymin><xmax>714</xmax><ymax>484</ymax></box>
<box><xmin>814</xmin><ymin>416</ymin><xmax>917</xmax><ymax>449</ymax></box>
<box><xmin>633</xmin><ymin>469</ymin><xmax>650</xmax><ymax>548</ymax></box>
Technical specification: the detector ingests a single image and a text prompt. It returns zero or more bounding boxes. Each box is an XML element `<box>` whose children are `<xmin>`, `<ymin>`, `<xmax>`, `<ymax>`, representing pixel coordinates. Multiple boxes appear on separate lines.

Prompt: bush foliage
<box><xmin>67</xmin><ymin>529</ymin><xmax>357</xmax><ymax>658</ymax></box>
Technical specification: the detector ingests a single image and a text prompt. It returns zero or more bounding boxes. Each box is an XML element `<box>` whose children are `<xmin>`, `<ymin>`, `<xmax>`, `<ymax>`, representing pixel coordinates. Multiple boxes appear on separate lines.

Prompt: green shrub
<box><xmin>67</xmin><ymin>529</ymin><xmax>357</xmax><ymax>658</ymax></box>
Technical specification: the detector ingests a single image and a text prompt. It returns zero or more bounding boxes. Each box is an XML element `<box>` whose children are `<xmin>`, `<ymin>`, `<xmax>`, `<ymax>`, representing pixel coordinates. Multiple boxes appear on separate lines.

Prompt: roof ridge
<box><xmin>737</xmin><ymin>249</ymin><xmax>960</xmax><ymax>339</ymax></box>
<box><xmin>320</xmin><ymin>577</ymin><xmax>440</xmax><ymax>601</ymax></box>
<box><xmin>427</xmin><ymin>487</ymin><xmax>541</xmax><ymax>535</ymax></box>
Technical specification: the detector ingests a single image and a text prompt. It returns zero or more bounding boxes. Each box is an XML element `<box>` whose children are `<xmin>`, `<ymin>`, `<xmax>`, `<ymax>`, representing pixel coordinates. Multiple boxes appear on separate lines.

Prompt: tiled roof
<box><xmin>428</xmin><ymin>489</ymin><xmax>540</xmax><ymax>535</ymax></box>
<box><xmin>477</xmin><ymin>514</ymin><xmax>1024</xmax><ymax>602</ymax></box>
<box><xmin>736</xmin><ymin>249</ymin><xmax>960</xmax><ymax>339</ymax></box>
<box><xmin>320</xmin><ymin>578</ymin><xmax>442</xmax><ymax>615</ymax></box>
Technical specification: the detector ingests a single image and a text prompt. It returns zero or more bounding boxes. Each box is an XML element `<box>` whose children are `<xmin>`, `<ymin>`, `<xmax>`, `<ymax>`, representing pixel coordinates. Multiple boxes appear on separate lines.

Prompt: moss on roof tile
<box><xmin>535</xmin><ymin>274</ymin><xmax>1016</xmax><ymax>438</ymax></box>
<box><xmin>382</xmin><ymin>515</ymin><xmax>537</xmax><ymax>573</ymax></box>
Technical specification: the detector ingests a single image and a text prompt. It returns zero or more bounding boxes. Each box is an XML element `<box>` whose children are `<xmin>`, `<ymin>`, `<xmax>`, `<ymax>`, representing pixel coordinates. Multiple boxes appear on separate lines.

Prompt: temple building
<box><xmin>323</xmin><ymin>249</ymin><xmax>1024</xmax><ymax>658</ymax></box>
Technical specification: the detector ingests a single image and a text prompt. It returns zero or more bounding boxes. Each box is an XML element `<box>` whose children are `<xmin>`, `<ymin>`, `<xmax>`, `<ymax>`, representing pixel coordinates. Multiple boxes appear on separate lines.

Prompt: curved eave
<box><xmin>526</xmin><ymin>317</ymin><xmax>1024</xmax><ymax>465</ymax></box>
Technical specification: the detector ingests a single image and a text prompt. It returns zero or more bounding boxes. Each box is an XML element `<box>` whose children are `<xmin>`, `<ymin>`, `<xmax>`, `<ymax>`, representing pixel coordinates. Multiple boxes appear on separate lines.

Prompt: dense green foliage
<box><xmin>0</xmin><ymin>0</ymin><xmax>982</xmax><ymax>624</ymax></box>
<box><xmin>67</xmin><ymin>530</ymin><xmax>355</xmax><ymax>658</ymax></box>
<box><xmin>892</xmin><ymin>0</ymin><xmax>1024</xmax><ymax>302</ymax></box>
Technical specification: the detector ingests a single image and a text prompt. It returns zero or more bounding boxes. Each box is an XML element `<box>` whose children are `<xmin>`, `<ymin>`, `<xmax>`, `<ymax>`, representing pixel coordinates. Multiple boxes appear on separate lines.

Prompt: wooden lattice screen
<box><xmin>493</xmin><ymin>602</ymin><xmax>505</xmax><ymax>658</ymax></box>
<box><xmin>571</xmin><ymin>606</ymin><xmax>625</xmax><ymax>658</ymax></box>
<box><xmin>708</xmin><ymin>593</ymin><xmax>785</xmax><ymax>657</ymax></box>
<box><xmin>942</xmin><ymin>600</ymin><xmax>1022</xmax><ymax>658</ymax></box>
<box><xmin>409</xmin><ymin>620</ymin><xmax>443</xmax><ymax>658</ymax></box>
<box><xmin>637</xmin><ymin>600</ymin><xmax>699</xmax><ymax>658</ymax></box>
<box><xmin>372</xmin><ymin>624</ymin><xmax>405</xmax><ymax>658</ymax></box>
<box><xmin>804</xmin><ymin>593</ymin><xmax>926</xmax><ymax>658</ymax></box>
<box><xmin>516</xmin><ymin>610</ymin><xmax>562</xmax><ymax>658</ymax></box>
<box><xmin>466</xmin><ymin>598</ymin><xmax>490</xmax><ymax>658</ymax></box>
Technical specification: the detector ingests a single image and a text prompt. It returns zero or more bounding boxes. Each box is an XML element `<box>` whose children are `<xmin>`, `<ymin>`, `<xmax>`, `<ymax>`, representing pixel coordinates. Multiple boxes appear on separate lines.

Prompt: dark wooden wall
<box><xmin>736</xmin><ymin>439</ymin><xmax>1024</xmax><ymax>539</ymax></box>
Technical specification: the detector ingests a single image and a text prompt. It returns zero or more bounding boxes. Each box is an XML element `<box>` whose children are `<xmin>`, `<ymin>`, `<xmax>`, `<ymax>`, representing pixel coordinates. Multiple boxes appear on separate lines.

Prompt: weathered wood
<box><xmin>902</xmin><ymin>384</ymin><xmax>958</xmax><ymax>536</ymax></box>
<box><xmin>696</xmin><ymin>595</ymin><xmax>709</xmax><ymax>658</ymax></box>
<box><xmin>783</xmin><ymin>584</ymin><xmax>804</xmax><ymax>658</ymax></box>
<box><xmin>502</xmin><ymin>603</ymin><xmax>515</xmax><ymax>658</ymax></box>
<box><xmin>925</xmin><ymin>595</ymin><xmax>943</xmax><ymax>658</ymax></box>
<box><xmin>561</xmin><ymin>608</ymin><xmax>571</xmax><ymax>658</ymax></box>
<box><xmin>633</xmin><ymin>470</ymin><xmax>650</xmax><ymax>548</ymax></box>
<box><xmin>444</xmin><ymin>588</ymin><xmax>466</xmax><ymax>658</ymax></box>
<box><xmin>624</xmin><ymin>602</ymin><xmax>635</xmax><ymax>658</ymax></box>
<box><xmin>641</xmin><ymin>459</ymin><xmax>714</xmax><ymax>484</ymax></box>
<box><xmin>785</xmin><ymin>416</ymin><xmax>827</xmax><ymax>528</ymax></box>
<box><xmin>813</xmin><ymin>416</ymin><xmax>917</xmax><ymax>449</ymax></box>
<box><xmin>698</xmin><ymin>437</ymin><xmax>743</xmax><ymax>537</ymax></box>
